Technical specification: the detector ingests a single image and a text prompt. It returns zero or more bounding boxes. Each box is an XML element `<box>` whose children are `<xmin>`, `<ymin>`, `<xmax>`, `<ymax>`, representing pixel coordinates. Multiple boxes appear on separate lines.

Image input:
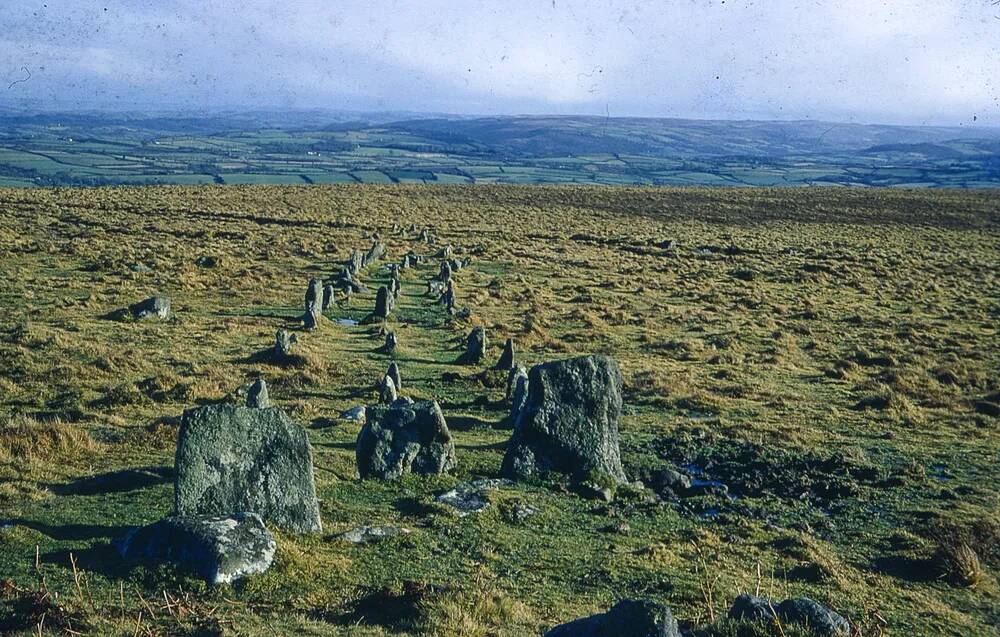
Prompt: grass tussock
<box><xmin>0</xmin><ymin>414</ymin><xmax>98</xmax><ymax>463</ymax></box>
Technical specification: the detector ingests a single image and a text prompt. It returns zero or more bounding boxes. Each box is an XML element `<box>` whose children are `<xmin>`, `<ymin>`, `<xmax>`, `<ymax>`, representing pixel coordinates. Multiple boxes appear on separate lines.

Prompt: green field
<box><xmin>0</xmin><ymin>112</ymin><xmax>997</xmax><ymax>188</ymax></box>
<box><xmin>0</xmin><ymin>184</ymin><xmax>997</xmax><ymax>635</ymax></box>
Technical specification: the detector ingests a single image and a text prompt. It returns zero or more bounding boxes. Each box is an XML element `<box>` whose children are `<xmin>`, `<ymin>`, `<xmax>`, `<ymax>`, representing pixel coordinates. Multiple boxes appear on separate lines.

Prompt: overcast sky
<box><xmin>1</xmin><ymin>1</ymin><xmax>998</xmax><ymax>125</ymax></box>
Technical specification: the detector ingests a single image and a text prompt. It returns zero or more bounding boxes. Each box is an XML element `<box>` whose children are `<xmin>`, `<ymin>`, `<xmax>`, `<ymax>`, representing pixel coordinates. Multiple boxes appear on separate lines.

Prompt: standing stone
<box><xmin>130</xmin><ymin>296</ymin><xmax>171</xmax><ymax>320</ymax></box>
<box><xmin>305</xmin><ymin>278</ymin><xmax>323</xmax><ymax>311</ymax></box>
<box><xmin>175</xmin><ymin>404</ymin><xmax>322</xmax><ymax>533</ymax></box>
<box><xmin>321</xmin><ymin>284</ymin><xmax>335</xmax><ymax>310</ymax></box>
<box><xmin>420</xmin><ymin>228</ymin><xmax>430</xmax><ymax>242</ymax></box>
<box><xmin>382</xmin><ymin>332</ymin><xmax>398</xmax><ymax>355</ymax></box>
<box><xmin>303</xmin><ymin>302</ymin><xmax>321</xmax><ymax>330</ymax></box>
<box><xmin>273</xmin><ymin>329</ymin><xmax>296</xmax><ymax>360</ymax></box>
<box><xmin>502</xmin><ymin>355</ymin><xmax>626</xmax><ymax>483</ymax></box>
<box><xmin>115</xmin><ymin>513</ymin><xmax>276</xmax><ymax>585</ymax></box>
<box><xmin>390</xmin><ymin>275</ymin><xmax>401</xmax><ymax>299</ymax></box>
<box><xmin>544</xmin><ymin>599</ymin><xmax>680</xmax><ymax>637</ymax></box>
<box><xmin>387</xmin><ymin>361</ymin><xmax>402</xmax><ymax>391</ymax></box>
<box><xmin>376</xmin><ymin>285</ymin><xmax>392</xmax><ymax>317</ymax></box>
<box><xmin>495</xmin><ymin>338</ymin><xmax>515</xmax><ymax>370</ymax></box>
<box><xmin>441</xmin><ymin>279</ymin><xmax>456</xmax><ymax>312</ymax></box>
<box><xmin>363</xmin><ymin>241</ymin><xmax>386</xmax><ymax>267</ymax></box>
<box><xmin>457</xmin><ymin>326</ymin><xmax>487</xmax><ymax>365</ymax></box>
<box><xmin>246</xmin><ymin>378</ymin><xmax>270</xmax><ymax>408</ymax></box>
<box><xmin>507</xmin><ymin>365</ymin><xmax>529</xmax><ymax>421</ymax></box>
<box><xmin>347</xmin><ymin>249</ymin><xmax>364</xmax><ymax>275</ymax></box>
<box><xmin>356</xmin><ymin>400</ymin><xmax>456</xmax><ymax>480</ymax></box>
<box><xmin>439</xmin><ymin>260</ymin><xmax>452</xmax><ymax>283</ymax></box>
<box><xmin>379</xmin><ymin>375</ymin><xmax>398</xmax><ymax>404</ymax></box>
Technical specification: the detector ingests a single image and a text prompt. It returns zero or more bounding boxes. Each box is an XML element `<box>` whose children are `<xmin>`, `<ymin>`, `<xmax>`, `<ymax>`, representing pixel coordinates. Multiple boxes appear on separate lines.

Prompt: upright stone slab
<box><xmin>502</xmin><ymin>355</ymin><xmax>626</xmax><ymax>482</ymax></box>
<box><xmin>322</xmin><ymin>284</ymin><xmax>335</xmax><ymax>310</ymax></box>
<box><xmin>379</xmin><ymin>375</ymin><xmax>398</xmax><ymax>404</ymax></box>
<box><xmin>356</xmin><ymin>400</ymin><xmax>456</xmax><ymax>480</ymax></box>
<box><xmin>347</xmin><ymin>249</ymin><xmax>364</xmax><ymax>275</ymax></box>
<box><xmin>246</xmin><ymin>378</ymin><xmax>270</xmax><ymax>408</ymax></box>
<box><xmin>305</xmin><ymin>278</ymin><xmax>323</xmax><ymax>311</ymax></box>
<box><xmin>273</xmin><ymin>329</ymin><xmax>295</xmax><ymax>360</ymax></box>
<box><xmin>374</xmin><ymin>286</ymin><xmax>391</xmax><ymax>319</ymax></box>
<box><xmin>439</xmin><ymin>260</ymin><xmax>453</xmax><ymax>283</ymax></box>
<box><xmin>387</xmin><ymin>361</ymin><xmax>402</xmax><ymax>391</ymax></box>
<box><xmin>495</xmin><ymin>338</ymin><xmax>515</xmax><ymax>370</ymax></box>
<box><xmin>457</xmin><ymin>326</ymin><xmax>487</xmax><ymax>365</ymax></box>
<box><xmin>175</xmin><ymin>404</ymin><xmax>322</xmax><ymax>533</ymax></box>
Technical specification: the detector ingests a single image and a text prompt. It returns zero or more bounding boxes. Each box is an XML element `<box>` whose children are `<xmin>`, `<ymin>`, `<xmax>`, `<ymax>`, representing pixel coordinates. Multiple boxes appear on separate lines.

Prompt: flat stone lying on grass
<box><xmin>729</xmin><ymin>595</ymin><xmax>850</xmax><ymax>636</ymax></box>
<box><xmin>340</xmin><ymin>405</ymin><xmax>366</xmax><ymax>422</ymax></box>
<box><xmin>339</xmin><ymin>525</ymin><xmax>411</xmax><ymax>544</ymax></box>
<box><xmin>356</xmin><ymin>400</ymin><xmax>456</xmax><ymax>480</ymax></box>
<box><xmin>175</xmin><ymin>404</ymin><xmax>322</xmax><ymax>533</ymax></box>
<box><xmin>115</xmin><ymin>513</ymin><xmax>275</xmax><ymax>585</ymax></box>
<box><xmin>245</xmin><ymin>378</ymin><xmax>270</xmax><ymax>408</ymax></box>
<box><xmin>457</xmin><ymin>326</ymin><xmax>487</xmax><ymax>365</ymax></box>
<box><xmin>435</xmin><ymin>479</ymin><xmax>513</xmax><ymax>516</ymax></box>
<box><xmin>502</xmin><ymin>354</ymin><xmax>627</xmax><ymax>483</ymax></box>
<box><xmin>130</xmin><ymin>296</ymin><xmax>171</xmax><ymax>320</ymax></box>
<box><xmin>545</xmin><ymin>598</ymin><xmax>680</xmax><ymax>637</ymax></box>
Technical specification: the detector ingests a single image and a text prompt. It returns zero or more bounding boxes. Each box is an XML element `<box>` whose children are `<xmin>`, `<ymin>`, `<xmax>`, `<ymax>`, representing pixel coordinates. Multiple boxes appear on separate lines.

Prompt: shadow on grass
<box><xmin>871</xmin><ymin>555</ymin><xmax>938</xmax><ymax>582</ymax></box>
<box><xmin>12</xmin><ymin>519</ymin><xmax>131</xmax><ymax>542</ymax></box>
<box><xmin>45</xmin><ymin>466</ymin><xmax>173</xmax><ymax>496</ymax></box>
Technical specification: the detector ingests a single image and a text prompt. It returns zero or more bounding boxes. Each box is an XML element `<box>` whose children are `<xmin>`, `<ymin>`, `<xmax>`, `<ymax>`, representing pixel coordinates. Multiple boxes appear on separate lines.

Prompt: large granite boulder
<box><xmin>356</xmin><ymin>400</ymin><xmax>456</xmax><ymax>480</ymax></box>
<box><xmin>175</xmin><ymin>404</ymin><xmax>322</xmax><ymax>533</ymax></box>
<box><xmin>115</xmin><ymin>513</ymin><xmax>276</xmax><ymax>585</ymax></box>
<box><xmin>502</xmin><ymin>355</ymin><xmax>626</xmax><ymax>482</ymax></box>
<box><xmin>545</xmin><ymin>599</ymin><xmax>679</xmax><ymax>637</ymax></box>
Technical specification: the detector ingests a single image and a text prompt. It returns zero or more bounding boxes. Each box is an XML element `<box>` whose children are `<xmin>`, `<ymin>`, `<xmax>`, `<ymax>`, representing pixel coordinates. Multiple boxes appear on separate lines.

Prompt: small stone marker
<box><xmin>379</xmin><ymin>374</ymin><xmax>398</xmax><ymax>404</ymax></box>
<box><xmin>273</xmin><ymin>329</ymin><xmax>296</xmax><ymax>361</ymax></box>
<box><xmin>439</xmin><ymin>260</ymin><xmax>452</xmax><ymax>283</ymax></box>
<box><xmin>382</xmin><ymin>332</ymin><xmax>398</xmax><ymax>354</ymax></box>
<box><xmin>356</xmin><ymin>400</ymin><xmax>456</xmax><ymax>480</ymax></box>
<box><xmin>305</xmin><ymin>278</ymin><xmax>323</xmax><ymax>310</ymax></box>
<box><xmin>495</xmin><ymin>338</ymin><xmax>515</xmax><ymax>370</ymax></box>
<box><xmin>387</xmin><ymin>361</ymin><xmax>402</xmax><ymax>391</ymax></box>
<box><xmin>246</xmin><ymin>378</ymin><xmax>270</xmax><ymax>408</ymax></box>
<box><xmin>458</xmin><ymin>326</ymin><xmax>487</xmax><ymax>365</ymax></box>
<box><xmin>322</xmin><ymin>284</ymin><xmax>335</xmax><ymax>310</ymax></box>
<box><xmin>374</xmin><ymin>285</ymin><xmax>391</xmax><ymax>319</ymax></box>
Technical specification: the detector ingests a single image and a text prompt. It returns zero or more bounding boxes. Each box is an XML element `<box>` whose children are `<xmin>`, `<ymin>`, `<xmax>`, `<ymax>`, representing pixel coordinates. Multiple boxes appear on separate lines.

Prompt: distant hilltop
<box><xmin>1</xmin><ymin>110</ymin><xmax>998</xmax><ymax>188</ymax></box>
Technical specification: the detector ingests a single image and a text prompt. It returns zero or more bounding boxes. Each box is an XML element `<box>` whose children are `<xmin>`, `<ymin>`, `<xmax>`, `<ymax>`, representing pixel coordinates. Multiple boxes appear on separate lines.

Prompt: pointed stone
<box><xmin>379</xmin><ymin>375</ymin><xmax>398</xmax><ymax>404</ymax></box>
<box><xmin>246</xmin><ymin>378</ymin><xmax>270</xmax><ymax>408</ymax></box>
<box><xmin>387</xmin><ymin>361</ymin><xmax>401</xmax><ymax>391</ymax></box>
<box><xmin>495</xmin><ymin>338</ymin><xmax>515</xmax><ymax>370</ymax></box>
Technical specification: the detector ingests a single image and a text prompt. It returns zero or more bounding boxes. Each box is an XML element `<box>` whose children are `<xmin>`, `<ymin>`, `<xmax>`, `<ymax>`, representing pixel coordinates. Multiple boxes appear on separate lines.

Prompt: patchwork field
<box><xmin>0</xmin><ymin>185</ymin><xmax>998</xmax><ymax>636</ymax></box>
